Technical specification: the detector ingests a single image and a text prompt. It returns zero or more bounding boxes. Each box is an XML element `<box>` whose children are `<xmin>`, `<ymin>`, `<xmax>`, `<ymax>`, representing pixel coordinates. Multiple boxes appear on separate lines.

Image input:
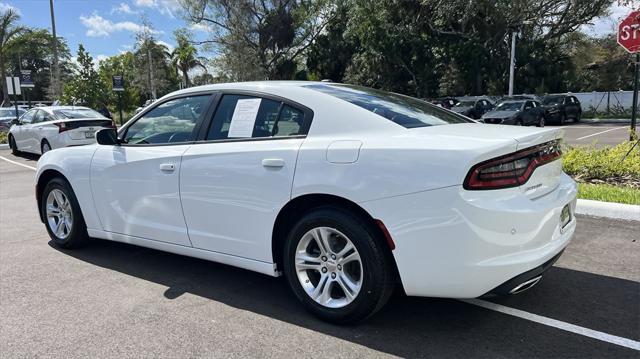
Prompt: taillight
<box><xmin>464</xmin><ymin>140</ymin><xmax>561</xmax><ymax>190</ymax></box>
<box><xmin>54</xmin><ymin>122</ymin><xmax>69</xmax><ymax>133</ymax></box>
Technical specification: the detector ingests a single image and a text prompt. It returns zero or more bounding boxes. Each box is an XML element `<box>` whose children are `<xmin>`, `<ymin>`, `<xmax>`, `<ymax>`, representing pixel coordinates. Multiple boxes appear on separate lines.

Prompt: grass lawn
<box><xmin>577</xmin><ymin>183</ymin><xmax>640</xmax><ymax>205</ymax></box>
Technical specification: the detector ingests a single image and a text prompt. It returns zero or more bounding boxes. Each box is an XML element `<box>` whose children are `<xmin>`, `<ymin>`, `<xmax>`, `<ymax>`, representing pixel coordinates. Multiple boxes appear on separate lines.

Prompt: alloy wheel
<box><xmin>42</xmin><ymin>142</ymin><xmax>51</xmax><ymax>154</ymax></box>
<box><xmin>294</xmin><ymin>227</ymin><xmax>363</xmax><ymax>308</ymax></box>
<box><xmin>46</xmin><ymin>189</ymin><xmax>73</xmax><ymax>240</ymax></box>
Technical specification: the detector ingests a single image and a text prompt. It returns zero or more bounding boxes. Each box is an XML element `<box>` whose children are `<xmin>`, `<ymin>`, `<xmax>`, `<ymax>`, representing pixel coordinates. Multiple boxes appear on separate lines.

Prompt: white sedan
<box><xmin>8</xmin><ymin>106</ymin><xmax>115</xmax><ymax>155</ymax></box>
<box><xmin>35</xmin><ymin>82</ymin><xmax>577</xmax><ymax>323</ymax></box>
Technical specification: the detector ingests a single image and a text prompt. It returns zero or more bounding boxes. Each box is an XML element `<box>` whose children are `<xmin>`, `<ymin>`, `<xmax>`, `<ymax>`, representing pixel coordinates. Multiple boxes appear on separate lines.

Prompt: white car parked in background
<box><xmin>8</xmin><ymin>106</ymin><xmax>115</xmax><ymax>155</ymax></box>
<box><xmin>34</xmin><ymin>82</ymin><xmax>577</xmax><ymax>323</ymax></box>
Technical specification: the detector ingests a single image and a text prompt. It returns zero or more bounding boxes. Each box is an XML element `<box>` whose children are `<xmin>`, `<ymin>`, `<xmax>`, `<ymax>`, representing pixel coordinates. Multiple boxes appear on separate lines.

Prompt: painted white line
<box><xmin>0</xmin><ymin>155</ymin><xmax>37</xmax><ymax>171</ymax></box>
<box><xmin>575</xmin><ymin>127</ymin><xmax>626</xmax><ymax>141</ymax></box>
<box><xmin>462</xmin><ymin>299</ymin><xmax>640</xmax><ymax>351</ymax></box>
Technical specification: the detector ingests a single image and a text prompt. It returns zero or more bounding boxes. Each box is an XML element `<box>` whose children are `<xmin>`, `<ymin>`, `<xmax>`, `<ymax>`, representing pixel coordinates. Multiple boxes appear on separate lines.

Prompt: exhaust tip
<box><xmin>509</xmin><ymin>276</ymin><xmax>542</xmax><ymax>295</ymax></box>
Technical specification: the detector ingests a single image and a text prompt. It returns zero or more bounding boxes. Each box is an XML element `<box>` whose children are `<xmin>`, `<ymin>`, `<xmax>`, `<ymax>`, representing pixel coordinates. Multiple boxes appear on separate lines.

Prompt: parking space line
<box><xmin>575</xmin><ymin>127</ymin><xmax>626</xmax><ymax>141</ymax></box>
<box><xmin>462</xmin><ymin>299</ymin><xmax>640</xmax><ymax>351</ymax></box>
<box><xmin>0</xmin><ymin>156</ymin><xmax>37</xmax><ymax>171</ymax></box>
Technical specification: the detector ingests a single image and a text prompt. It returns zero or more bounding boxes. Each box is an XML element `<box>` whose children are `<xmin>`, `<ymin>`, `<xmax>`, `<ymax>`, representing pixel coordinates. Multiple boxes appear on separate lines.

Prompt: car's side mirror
<box><xmin>96</xmin><ymin>128</ymin><xmax>120</xmax><ymax>146</ymax></box>
<box><xmin>11</xmin><ymin>119</ymin><xmax>20</xmax><ymax>125</ymax></box>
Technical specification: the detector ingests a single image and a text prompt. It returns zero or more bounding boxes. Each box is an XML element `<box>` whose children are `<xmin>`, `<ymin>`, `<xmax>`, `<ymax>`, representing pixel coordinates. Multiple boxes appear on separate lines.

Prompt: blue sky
<box><xmin>0</xmin><ymin>0</ymin><xmax>634</xmax><ymax>63</ymax></box>
<box><xmin>1</xmin><ymin>0</ymin><xmax>209</xmax><ymax>62</ymax></box>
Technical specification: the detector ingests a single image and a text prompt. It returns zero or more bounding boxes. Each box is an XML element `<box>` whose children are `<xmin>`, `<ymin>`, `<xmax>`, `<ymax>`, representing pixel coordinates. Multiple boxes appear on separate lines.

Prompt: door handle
<box><xmin>262</xmin><ymin>158</ymin><xmax>285</xmax><ymax>168</ymax></box>
<box><xmin>159</xmin><ymin>163</ymin><xmax>175</xmax><ymax>172</ymax></box>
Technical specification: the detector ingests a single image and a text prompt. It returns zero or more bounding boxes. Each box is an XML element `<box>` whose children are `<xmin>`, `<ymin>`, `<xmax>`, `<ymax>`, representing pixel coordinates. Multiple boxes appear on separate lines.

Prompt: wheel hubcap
<box><xmin>46</xmin><ymin>189</ymin><xmax>73</xmax><ymax>240</ymax></box>
<box><xmin>295</xmin><ymin>227</ymin><xmax>363</xmax><ymax>308</ymax></box>
<box><xmin>42</xmin><ymin>143</ymin><xmax>51</xmax><ymax>153</ymax></box>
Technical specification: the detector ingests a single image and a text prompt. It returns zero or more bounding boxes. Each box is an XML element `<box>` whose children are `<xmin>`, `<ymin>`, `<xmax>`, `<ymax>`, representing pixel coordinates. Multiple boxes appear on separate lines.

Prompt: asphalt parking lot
<box><xmin>547</xmin><ymin>121</ymin><xmax>632</xmax><ymax>147</ymax></box>
<box><xmin>0</xmin><ymin>149</ymin><xmax>638</xmax><ymax>358</ymax></box>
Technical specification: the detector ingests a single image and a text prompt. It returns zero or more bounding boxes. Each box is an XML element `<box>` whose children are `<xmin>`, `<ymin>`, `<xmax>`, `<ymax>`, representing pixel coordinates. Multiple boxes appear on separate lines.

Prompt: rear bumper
<box><xmin>360</xmin><ymin>173</ymin><xmax>577</xmax><ymax>298</ymax></box>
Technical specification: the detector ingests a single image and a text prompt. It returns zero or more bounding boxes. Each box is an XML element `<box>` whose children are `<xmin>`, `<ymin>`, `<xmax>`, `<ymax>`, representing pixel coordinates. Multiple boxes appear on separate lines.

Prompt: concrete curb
<box><xmin>580</xmin><ymin>118</ymin><xmax>630</xmax><ymax>124</ymax></box>
<box><xmin>0</xmin><ymin>144</ymin><xmax>8</xmax><ymax>150</ymax></box>
<box><xmin>576</xmin><ymin>199</ymin><xmax>640</xmax><ymax>221</ymax></box>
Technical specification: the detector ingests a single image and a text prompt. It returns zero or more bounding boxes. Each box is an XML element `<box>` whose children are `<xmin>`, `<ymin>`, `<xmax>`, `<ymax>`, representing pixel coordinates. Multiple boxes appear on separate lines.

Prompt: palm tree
<box><xmin>0</xmin><ymin>8</ymin><xmax>25</xmax><ymax>105</ymax></box>
<box><xmin>171</xmin><ymin>30</ymin><xmax>206</xmax><ymax>88</ymax></box>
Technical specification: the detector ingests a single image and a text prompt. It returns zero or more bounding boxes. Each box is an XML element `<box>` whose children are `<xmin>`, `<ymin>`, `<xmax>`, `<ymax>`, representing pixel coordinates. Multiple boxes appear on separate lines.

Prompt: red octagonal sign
<box><xmin>618</xmin><ymin>11</ymin><xmax>640</xmax><ymax>53</ymax></box>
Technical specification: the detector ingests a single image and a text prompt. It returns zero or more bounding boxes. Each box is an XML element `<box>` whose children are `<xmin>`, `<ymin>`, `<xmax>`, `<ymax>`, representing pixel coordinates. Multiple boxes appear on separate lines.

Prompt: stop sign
<box><xmin>618</xmin><ymin>11</ymin><xmax>640</xmax><ymax>53</ymax></box>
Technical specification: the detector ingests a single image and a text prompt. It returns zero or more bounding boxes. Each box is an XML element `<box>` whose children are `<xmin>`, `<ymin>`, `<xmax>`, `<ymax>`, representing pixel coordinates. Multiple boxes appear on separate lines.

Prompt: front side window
<box><xmin>33</xmin><ymin>110</ymin><xmax>45</xmax><ymax>123</ymax></box>
<box><xmin>20</xmin><ymin>109</ymin><xmax>36</xmax><ymax>124</ymax></box>
<box><xmin>306</xmin><ymin>84</ymin><xmax>470</xmax><ymax>128</ymax></box>
<box><xmin>207</xmin><ymin>95</ymin><xmax>306</xmax><ymax>140</ymax></box>
<box><xmin>496</xmin><ymin>102</ymin><xmax>523</xmax><ymax>111</ymax></box>
<box><xmin>124</xmin><ymin>95</ymin><xmax>210</xmax><ymax>144</ymax></box>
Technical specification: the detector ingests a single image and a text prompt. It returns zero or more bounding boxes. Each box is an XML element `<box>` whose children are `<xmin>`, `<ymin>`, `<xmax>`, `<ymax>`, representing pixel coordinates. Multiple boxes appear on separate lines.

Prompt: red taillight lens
<box><xmin>54</xmin><ymin>122</ymin><xmax>69</xmax><ymax>133</ymax></box>
<box><xmin>464</xmin><ymin>140</ymin><xmax>562</xmax><ymax>190</ymax></box>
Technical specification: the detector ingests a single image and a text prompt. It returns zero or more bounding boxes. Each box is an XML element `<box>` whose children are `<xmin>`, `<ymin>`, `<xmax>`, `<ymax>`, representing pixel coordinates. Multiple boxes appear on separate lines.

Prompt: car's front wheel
<box><xmin>41</xmin><ymin>177</ymin><xmax>88</xmax><ymax>248</ymax></box>
<box><xmin>283</xmin><ymin>206</ymin><xmax>395</xmax><ymax>324</ymax></box>
<box><xmin>536</xmin><ymin>115</ymin><xmax>545</xmax><ymax>127</ymax></box>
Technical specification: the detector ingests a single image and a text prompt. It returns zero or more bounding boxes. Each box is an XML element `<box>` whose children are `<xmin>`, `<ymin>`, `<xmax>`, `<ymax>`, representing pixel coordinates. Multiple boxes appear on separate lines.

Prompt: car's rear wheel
<box><xmin>8</xmin><ymin>134</ymin><xmax>19</xmax><ymax>155</ymax></box>
<box><xmin>41</xmin><ymin>140</ymin><xmax>51</xmax><ymax>154</ymax></box>
<box><xmin>41</xmin><ymin>177</ymin><xmax>88</xmax><ymax>249</ymax></box>
<box><xmin>575</xmin><ymin>111</ymin><xmax>581</xmax><ymax>123</ymax></box>
<box><xmin>283</xmin><ymin>206</ymin><xmax>395</xmax><ymax>324</ymax></box>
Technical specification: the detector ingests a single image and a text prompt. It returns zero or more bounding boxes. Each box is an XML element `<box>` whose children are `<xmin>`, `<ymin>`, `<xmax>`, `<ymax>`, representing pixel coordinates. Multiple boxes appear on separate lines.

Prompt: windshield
<box><xmin>495</xmin><ymin>102</ymin><xmax>523</xmax><ymax>111</ymax></box>
<box><xmin>0</xmin><ymin>108</ymin><xmax>24</xmax><ymax>117</ymax></box>
<box><xmin>542</xmin><ymin>96</ymin><xmax>563</xmax><ymax>105</ymax></box>
<box><xmin>53</xmin><ymin>108</ymin><xmax>105</xmax><ymax>119</ymax></box>
<box><xmin>305</xmin><ymin>84</ymin><xmax>470</xmax><ymax>128</ymax></box>
<box><xmin>454</xmin><ymin>101</ymin><xmax>475</xmax><ymax>107</ymax></box>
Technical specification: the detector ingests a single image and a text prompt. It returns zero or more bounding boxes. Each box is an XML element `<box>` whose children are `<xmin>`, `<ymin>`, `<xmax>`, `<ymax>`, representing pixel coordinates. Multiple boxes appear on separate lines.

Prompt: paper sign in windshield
<box><xmin>228</xmin><ymin>98</ymin><xmax>262</xmax><ymax>138</ymax></box>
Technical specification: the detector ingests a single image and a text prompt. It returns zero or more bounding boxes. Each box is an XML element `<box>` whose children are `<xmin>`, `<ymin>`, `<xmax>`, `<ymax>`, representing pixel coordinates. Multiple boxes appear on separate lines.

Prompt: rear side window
<box><xmin>305</xmin><ymin>84</ymin><xmax>470</xmax><ymax>128</ymax></box>
<box><xmin>20</xmin><ymin>110</ymin><xmax>36</xmax><ymax>124</ymax></box>
<box><xmin>207</xmin><ymin>95</ymin><xmax>306</xmax><ymax>140</ymax></box>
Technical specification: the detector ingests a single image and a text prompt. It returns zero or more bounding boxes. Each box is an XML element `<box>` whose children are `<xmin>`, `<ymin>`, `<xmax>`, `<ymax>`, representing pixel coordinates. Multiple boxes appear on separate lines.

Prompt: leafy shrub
<box><xmin>563</xmin><ymin>142</ymin><xmax>640</xmax><ymax>186</ymax></box>
<box><xmin>0</xmin><ymin>131</ymin><xmax>7</xmax><ymax>144</ymax></box>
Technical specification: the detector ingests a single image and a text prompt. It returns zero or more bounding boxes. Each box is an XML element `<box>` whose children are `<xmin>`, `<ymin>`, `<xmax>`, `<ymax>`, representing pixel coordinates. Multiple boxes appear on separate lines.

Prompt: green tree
<box><xmin>171</xmin><ymin>29</ymin><xmax>206</xmax><ymax>87</ymax></box>
<box><xmin>0</xmin><ymin>8</ymin><xmax>25</xmax><ymax>104</ymax></box>
<box><xmin>62</xmin><ymin>44</ymin><xmax>108</xmax><ymax>108</ymax></box>
<box><xmin>97</xmin><ymin>52</ymin><xmax>140</xmax><ymax>122</ymax></box>
<box><xmin>183</xmin><ymin>0</ymin><xmax>334</xmax><ymax>80</ymax></box>
<box><xmin>133</xmin><ymin>21</ymin><xmax>178</xmax><ymax>100</ymax></box>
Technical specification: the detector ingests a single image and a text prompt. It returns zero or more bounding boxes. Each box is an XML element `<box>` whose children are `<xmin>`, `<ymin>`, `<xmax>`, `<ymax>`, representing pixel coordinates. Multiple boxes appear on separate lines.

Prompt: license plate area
<box><xmin>560</xmin><ymin>204</ymin><xmax>571</xmax><ymax>229</ymax></box>
<box><xmin>85</xmin><ymin>131</ymin><xmax>95</xmax><ymax>138</ymax></box>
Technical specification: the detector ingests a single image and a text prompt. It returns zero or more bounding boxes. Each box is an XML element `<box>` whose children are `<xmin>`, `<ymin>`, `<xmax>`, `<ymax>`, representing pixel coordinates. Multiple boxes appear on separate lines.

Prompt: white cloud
<box><xmin>581</xmin><ymin>4</ymin><xmax>633</xmax><ymax>37</ymax></box>
<box><xmin>157</xmin><ymin>40</ymin><xmax>174</xmax><ymax>53</ymax></box>
<box><xmin>80</xmin><ymin>13</ymin><xmax>162</xmax><ymax>37</ymax></box>
<box><xmin>0</xmin><ymin>2</ymin><xmax>21</xmax><ymax>15</ymax></box>
<box><xmin>111</xmin><ymin>3</ymin><xmax>137</xmax><ymax>15</ymax></box>
<box><xmin>133</xmin><ymin>0</ymin><xmax>181</xmax><ymax>18</ymax></box>
<box><xmin>134</xmin><ymin>0</ymin><xmax>156</xmax><ymax>7</ymax></box>
<box><xmin>190</xmin><ymin>22</ymin><xmax>209</xmax><ymax>33</ymax></box>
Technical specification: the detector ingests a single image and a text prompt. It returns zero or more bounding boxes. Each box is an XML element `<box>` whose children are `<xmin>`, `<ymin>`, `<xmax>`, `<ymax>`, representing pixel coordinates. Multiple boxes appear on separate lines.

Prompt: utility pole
<box><xmin>49</xmin><ymin>0</ymin><xmax>60</xmax><ymax>99</ymax></box>
<box><xmin>631</xmin><ymin>53</ymin><xmax>639</xmax><ymax>141</ymax></box>
<box><xmin>508</xmin><ymin>31</ymin><xmax>517</xmax><ymax>96</ymax></box>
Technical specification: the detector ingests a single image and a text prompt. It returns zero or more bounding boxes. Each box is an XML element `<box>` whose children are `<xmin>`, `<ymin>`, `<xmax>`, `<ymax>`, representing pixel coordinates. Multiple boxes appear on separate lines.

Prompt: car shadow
<box><xmin>49</xmin><ymin>239</ymin><xmax>639</xmax><ymax>357</ymax></box>
<box><xmin>11</xmin><ymin>151</ymin><xmax>39</xmax><ymax>163</ymax></box>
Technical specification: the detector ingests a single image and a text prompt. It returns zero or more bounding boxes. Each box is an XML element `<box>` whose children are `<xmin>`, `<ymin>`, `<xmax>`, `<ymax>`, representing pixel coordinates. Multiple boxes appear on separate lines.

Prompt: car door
<box><xmin>90</xmin><ymin>94</ymin><xmax>213</xmax><ymax>246</ymax></box>
<box><xmin>23</xmin><ymin>109</ymin><xmax>42</xmax><ymax>152</ymax></box>
<box><xmin>522</xmin><ymin>101</ymin><xmax>534</xmax><ymax>124</ymax></box>
<box><xmin>12</xmin><ymin>109</ymin><xmax>35</xmax><ymax>151</ymax></box>
<box><xmin>179</xmin><ymin>93</ymin><xmax>312</xmax><ymax>262</ymax></box>
<box><xmin>563</xmin><ymin>97</ymin><xmax>575</xmax><ymax>118</ymax></box>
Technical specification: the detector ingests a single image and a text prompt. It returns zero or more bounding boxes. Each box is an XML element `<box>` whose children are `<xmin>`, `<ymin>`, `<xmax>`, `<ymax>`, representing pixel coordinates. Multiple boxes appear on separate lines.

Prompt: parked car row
<box><xmin>430</xmin><ymin>93</ymin><xmax>582</xmax><ymax>127</ymax></box>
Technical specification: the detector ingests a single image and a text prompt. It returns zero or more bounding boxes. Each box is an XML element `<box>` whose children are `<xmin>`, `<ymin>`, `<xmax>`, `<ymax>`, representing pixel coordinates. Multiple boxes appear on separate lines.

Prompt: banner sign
<box><xmin>19</xmin><ymin>70</ymin><xmax>34</xmax><ymax>88</ymax></box>
<box><xmin>112</xmin><ymin>75</ymin><xmax>124</xmax><ymax>91</ymax></box>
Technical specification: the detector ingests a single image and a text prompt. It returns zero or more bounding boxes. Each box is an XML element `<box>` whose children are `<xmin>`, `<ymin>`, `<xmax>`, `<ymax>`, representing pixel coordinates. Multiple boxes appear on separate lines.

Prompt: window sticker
<box><xmin>228</xmin><ymin>98</ymin><xmax>262</xmax><ymax>138</ymax></box>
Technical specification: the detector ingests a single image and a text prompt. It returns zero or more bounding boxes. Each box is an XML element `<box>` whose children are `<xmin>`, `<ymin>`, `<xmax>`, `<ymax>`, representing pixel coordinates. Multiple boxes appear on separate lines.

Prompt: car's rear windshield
<box><xmin>53</xmin><ymin>108</ymin><xmax>105</xmax><ymax>119</ymax></box>
<box><xmin>454</xmin><ymin>101</ymin><xmax>475</xmax><ymax>107</ymax></box>
<box><xmin>304</xmin><ymin>84</ymin><xmax>471</xmax><ymax>128</ymax></box>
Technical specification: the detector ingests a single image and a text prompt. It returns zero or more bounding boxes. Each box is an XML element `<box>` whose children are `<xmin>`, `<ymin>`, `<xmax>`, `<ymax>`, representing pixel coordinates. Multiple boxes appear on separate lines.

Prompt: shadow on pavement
<box><xmin>50</xmin><ymin>238</ymin><xmax>639</xmax><ymax>358</ymax></box>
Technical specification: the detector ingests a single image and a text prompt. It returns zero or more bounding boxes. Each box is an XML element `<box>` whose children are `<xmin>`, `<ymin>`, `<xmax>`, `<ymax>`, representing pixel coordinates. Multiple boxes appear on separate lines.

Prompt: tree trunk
<box><xmin>182</xmin><ymin>67</ymin><xmax>189</xmax><ymax>87</ymax></box>
<box><xmin>0</xmin><ymin>54</ymin><xmax>8</xmax><ymax>105</ymax></box>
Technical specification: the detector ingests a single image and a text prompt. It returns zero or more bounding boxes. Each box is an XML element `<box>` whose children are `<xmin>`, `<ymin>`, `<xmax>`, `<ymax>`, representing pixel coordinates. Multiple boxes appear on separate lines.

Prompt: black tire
<box><xmin>515</xmin><ymin>119</ymin><xmax>523</xmax><ymax>126</ymax></box>
<box><xmin>283</xmin><ymin>206</ymin><xmax>395</xmax><ymax>324</ymax></box>
<box><xmin>559</xmin><ymin>113</ymin><xmax>566</xmax><ymax>125</ymax></box>
<box><xmin>575</xmin><ymin>111</ymin><xmax>581</xmax><ymax>123</ymax></box>
<box><xmin>8</xmin><ymin>134</ymin><xmax>19</xmax><ymax>155</ymax></box>
<box><xmin>41</xmin><ymin>177</ymin><xmax>89</xmax><ymax>249</ymax></box>
<box><xmin>536</xmin><ymin>115</ymin><xmax>545</xmax><ymax>127</ymax></box>
<box><xmin>41</xmin><ymin>140</ymin><xmax>51</xmax><ymax>154</ymax></box>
